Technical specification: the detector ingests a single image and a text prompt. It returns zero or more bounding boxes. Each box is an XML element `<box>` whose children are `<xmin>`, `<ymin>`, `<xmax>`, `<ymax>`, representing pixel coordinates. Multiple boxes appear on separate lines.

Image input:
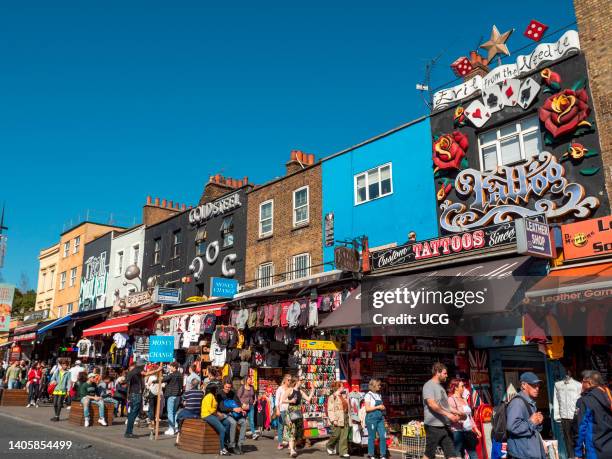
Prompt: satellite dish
<box><xmin>124</xmin><ymin>264</ymin><xmax>141</xmax><ymax>280</ymax></box>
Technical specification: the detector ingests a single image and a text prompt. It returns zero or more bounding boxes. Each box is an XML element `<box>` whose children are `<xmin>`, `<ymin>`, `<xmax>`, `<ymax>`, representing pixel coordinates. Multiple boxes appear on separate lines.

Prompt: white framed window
<box><xmin>40</xmin><ymin>272</ymin><xmax>46</xmax><ymax>293</ymax></box>
<box><xmin>73</xmin><ymin>236</ymin><xmax>80</xmax><ymax>254</ymax></box>
<box><xmin>257</xmin><ymin>262</ymin><xmax>274</xmax><ymax>288</ymax></box>
<box><xmin>58</xmin><ymin>306</ymin><xmax>63</xmax><ymax>318</ymax></box>
<box><xmin>69</xmin><ymin>267</ymin><xmax>77</xmax><ymax>287</ymax></box>
<box><xmin>49</xmin><ymin>269</ymin><xmax>55</xmax><ymax>291</ymax></box>
<box><xmin>293</xmin><ymin>186</ymin><xmax>309</xmax><ymax>226</ymax></box>
<box><xmin>259</xmin><ymin>200</ymin><xmax>274</xmax><ymax>237</ymax></box>
<box><xmin>59</xmin><ymin>271</ymin><xmax>66</xmax><ymax>290</ymax></box>
<box><xmin>221</xmin><ymin>216</ymin><xmax>234</xmax><ymax>247</ymax></box>
<box><xmin>291</xmin><ymin>253</ymin><xmax>311</xmax><ymax>280</ymax></box>
<box><xmin>173</xmin><ymin>230</ymin><xmax>182</xmax><ymax>258</ymax></box>
<box><xmin>67</xmin><ymin>303</ymin><xmax>73</xmax><ymax>314</ymax></box>
<box><xmin>116</xmin><ymin>251</ymin><xmax>124</xmax><ymax>276</ymax></box>
<box><xmin>478</xmin><ymin>115</ymin><xmax>542</xmax><ymax>171</ymax></box>
<box><xmin>63</xmin><ymin>241</ymin><xmax>70</xmax><ymax>258</ymax></box>
<box><xmin>132</xmin><ymin>244</ymin><xmax>140</xmax><ymax>266</ymax></box>
<box><xmin>354</xmin><ymin>163</ymin><xmax>393</xmax><ymax>205</ymax></box>
<box><xmin>153</xmin><ymin>238</ymin><xmax>161</xmax><ymax>264</ymax></box>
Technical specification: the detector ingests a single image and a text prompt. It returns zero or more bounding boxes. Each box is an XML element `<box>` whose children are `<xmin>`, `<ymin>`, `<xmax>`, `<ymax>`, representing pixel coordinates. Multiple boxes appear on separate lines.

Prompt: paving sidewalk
<box><xmin>0</xmin><ymin>404</ymin><xmax>331</xmax><ymax>458</ymax></box>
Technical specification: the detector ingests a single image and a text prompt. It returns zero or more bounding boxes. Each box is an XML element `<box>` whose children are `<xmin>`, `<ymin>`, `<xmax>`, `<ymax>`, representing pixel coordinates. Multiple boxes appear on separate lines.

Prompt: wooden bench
<box><xmin>68</xmin><ymin>400</ymin><xmax>114</xmax><ymax>426</ymax></box>
<box><xmin>178</xmin><ymin>418</ymin><xmax>221</xmax><ymax>454</ymax></box>
<box><xmin>0</xmin><ymin>389</ymin><xmax>29</xmax><ymax>406</ymax></box>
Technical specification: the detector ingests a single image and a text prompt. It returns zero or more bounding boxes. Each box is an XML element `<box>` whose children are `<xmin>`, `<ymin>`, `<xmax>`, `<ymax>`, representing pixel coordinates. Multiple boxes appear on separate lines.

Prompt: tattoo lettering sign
<box><xmin>370</xmin><ymin>222</ymin><xmax>517</xmax><ymax>272</ymax></box>
<box><xmin>433</xmin><ymin>30</ymin><xmax>580</xmax><ymax>112</ymax></box>
<box><xmin>439</xmin><ymin>152</ymin><xmax>600</xmax><ymax>233</ymax></box>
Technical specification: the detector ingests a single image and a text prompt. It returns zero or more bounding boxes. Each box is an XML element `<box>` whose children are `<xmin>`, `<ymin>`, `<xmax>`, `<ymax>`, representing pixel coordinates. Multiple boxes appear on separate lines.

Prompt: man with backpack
<box><xmin>505</xmin><ymin>372</ymin><xmax>546</xmax><ymax>459</ymax></box>
<box><xmin>574</xmin><ymin>370</ymin><xmax>612</xmax><ymax>459</ymax></box>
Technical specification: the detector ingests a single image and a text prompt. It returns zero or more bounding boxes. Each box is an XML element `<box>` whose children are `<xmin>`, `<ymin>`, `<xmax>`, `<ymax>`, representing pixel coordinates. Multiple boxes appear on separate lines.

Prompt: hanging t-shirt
<box><xmin>134</xmin><ymin>336</ymin><xmax>149</xmax><ymax>355</ymax></box>
<box><xmin>77</xmin><ymin>338</ymin><xmax>92</xmax><ymax>358</ymax></box>
<box><xmin>209</xmin><ymin>341</ymin><xmax>227</xmax><ymax>367</ymax></box>
<box><xmin>239</xmin><ymin>361</ymin><xmax>250</xmax><ymax>378</ymax></box>
<box><xmin>189</xmin><ymin>314</ymin><xmax>201</xmax><ymax>334</ymax></box>
<box><xmin>202</xmin><ymin>314</ymin><xmax>216</xmax><ymax>334</ymax></box>
<box><xmin>286</xmin><ymin>301</ymin><xmax>301</xmax><ymax>328</ymax></box>
<box><xmin>333</xmin><ymin>292</ymin><xmax>343</xmax><ymax>311</ymax></box>
<box><xmin>280</xmin><ymin>302</ymin><xmax>291</xmax><ymax>327</ymax></box>
<box><xmin>113</xmin><ymin>333</ymin><xmax>128</xmax><ymax>349</ymax></box>
<box><xmin>308</xmin><ymin>301</ymin><xmax>319</xmax><ymax>327</ymax></box>
<box><xmin>236</xmin><ymin>309</ymin><xmax>249</xmax><ymax>330</ymax></box>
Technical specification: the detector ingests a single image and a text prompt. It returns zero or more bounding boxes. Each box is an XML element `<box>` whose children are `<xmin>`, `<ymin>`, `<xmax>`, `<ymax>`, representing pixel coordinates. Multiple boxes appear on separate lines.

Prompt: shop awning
<box><xmin>13</xmin><ymin>324</ymin><xmax>38</xmax><ymax>335</ymax></box>
<box><xmin>0</xmin><ymin>341</ymin><xmax>14</xmax><ymax>348</ymax></box>
<box><xmin>526</xmin><ymin>260</ymin><xmax>612</xmax><ymax>303</ymax></box>
<box><xmin>13</xmin><ymin>332</ymin><xmax>37</xmax><ymax>342</ymax></box>
<box><xmin>82</xmin><ymin>310</ymin><xmax>158</xmax><ymax>337</ymax></box>
<box><xmin>233</xmin><ymin>270</ymin><xmax>346</xmax><ymax>301</ymax></box>
<box><xmin>319</xmin><ymin>256</ymin><xmax>537</xmax><ymax>329</ymax></box>
<box><xmin>159</xmin><ymin>302</ymin><xmax>227</xmax><ymax>319</ymax></box>
<box><xmin>37</xmin><ymin>315</ymin><xmax>73</xmax><ymax>334</ymax></box>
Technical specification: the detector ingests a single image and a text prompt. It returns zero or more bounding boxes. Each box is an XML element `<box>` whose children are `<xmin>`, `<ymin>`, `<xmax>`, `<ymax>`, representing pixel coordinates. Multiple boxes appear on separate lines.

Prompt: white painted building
<box><xmin>106</xmin><ymin>225</ymin><xmax>145</xmax><ymax>307</ymax></box>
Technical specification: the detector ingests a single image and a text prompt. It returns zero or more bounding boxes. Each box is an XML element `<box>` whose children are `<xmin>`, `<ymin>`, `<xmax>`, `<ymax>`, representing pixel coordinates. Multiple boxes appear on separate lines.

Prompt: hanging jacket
<box><xmin>553</xmin><ymin>378</ymin><xmax>582</xmax><ymax>421</ymax></box>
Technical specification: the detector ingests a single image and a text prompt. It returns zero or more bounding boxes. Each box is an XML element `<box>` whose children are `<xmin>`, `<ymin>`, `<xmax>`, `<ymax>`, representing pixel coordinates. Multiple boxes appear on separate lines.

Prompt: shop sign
<box><xmin>79</xmin><ymin>252</ymin><xmax>108</xmax><ymax>311</ymax></box>
<box><xmin>9</xmin><ymin>345</ymin><xmax>21</xmax><ymax>363</ymax></box>
<box><xmin>516</xmin><ymin>217</ymin><xmax>553</xmax><ymax>259</ymax></box>
<box><xmin>24</xmin><ymin>309</ymin><xmax>49</xmax><ymax>322</ymax></box>
<box><xmin>432</xmin><ymin>30</ymin><xmax>580</xmax><ymax>112</ymax></box>
<box><xmin>298</xmin><ymin>339</ymin><xmax>339</xmax><ymax>351</ymax></box>
<box><xmin>324</xmin><ymin>212</ymin><xmax>335</xmax><ymax>247</ymax></box>
<box><xmin>439</xmin><ymin>152</ymin><xmax>599</xmax><ymax>233</ymax></box>
<box><xmin>189</xmin><ymin>193</ymin><xmax>242</xmax><ymax>226</ymax></box>
<box><xmin>14</xmin><ymin>332</ymin><xmax>36</xmax><ymax>342</ymax></box>
<box><xmin>561</xmin><ymin>215</ymin><xmax>612</xmax><ymax>261</ymax></box>
<box><xmin>126</xmin><ymin>290</ymin><xmax>152</xmax><ymax>309</ymax></box>
<box><xmin>0</xmin><ymin>283</ymin><xmax>15</xmax><ymax>332</ymax></box>
<box><xmin>370</xmin><ymin>222</ymin><xmax>517</xmax><ymax>272</ymax></box>
<box><xmin>153</xmin><ymin>286</ymin><xmax>181</xmax><ymax>305</ymax></box>
<box><xmin>149</xmin><ymin>335</ymin><xmax>174</xmax><ymax>362</ymax></box>
<box><xmin>334</xmin><ymin>246</ymin><xmax>360</xmax><ymax>273</ymax></box>
<box><xmin>210</xmin><ymin>277</ymin><xmax>239</xmax><ymax>298</ymax></box>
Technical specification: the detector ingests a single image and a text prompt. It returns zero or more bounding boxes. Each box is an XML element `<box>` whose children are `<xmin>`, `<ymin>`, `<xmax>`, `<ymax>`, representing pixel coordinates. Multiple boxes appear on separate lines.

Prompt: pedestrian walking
<box><xmin>364</xmin><ymin>378</ymin><xmax>389</xmax><ymax>459</ymax></box>
<box><xmin>506</xmin><ymin>372</ymin><xmax>546</xmax><ymax>459</ymax></box>
<box><xmin>145</xmin><ymin>372</ymin><xmax>163</xmax><ymax>426</ymax></box>
<box><xmin>422</xmin><ymin>362</ymin><xmax>462</xmax><ymax>459</ymax></box>
<box><xmin>26</xmin><ymin>361</ymin><xmax>42</xmax><ymax>407</ymax></box>
<box><xmin>447</xmin><ymin>378</ymin><xmax>481</xmax><ymax>459</ymax></box>
<box><xmin>5</xmin><ymin>362</ymin><xmax>21</xmax><ymax>389</ymax></box>
<box><xmin>237</xmin><ymin>376</ymin><xmax>259</xmax><ymax>440</ymax></box>
<box><xmin>162</xmin><ymin>362</ymin><xmax>183</xmax><ymax>436</ymax></box>
<box><xmin>326</xmin><ymin>381</ymin><xmax>350</xmax><ymax>458</ymax></box>
<box><xmin>276</xmin><ymin>374</ymin><xmax>292</xmax><ymax>450</ymax></box>
<box><xmin>574</xmin><ymin>370</ymin><xmax>612</xmax><ymax>459</ymax></box>
<box><xmin>49</xmin><ymin>360</ymin><xmax>70</xmax><ymax>421</ymax></box>
<box><xmin>201</xmin><ymin>383</ymin><xmax>229</xmax><ymax>456</ymax></box>
<box><xmin>281</xmin><ymin>376</ymin><xmax>314</xmax><ymax>458</ymax></box>
<box><xmin>124</xmin><ymin>359</ymin><xmax>155</xmax><ymax>439</ymax></box>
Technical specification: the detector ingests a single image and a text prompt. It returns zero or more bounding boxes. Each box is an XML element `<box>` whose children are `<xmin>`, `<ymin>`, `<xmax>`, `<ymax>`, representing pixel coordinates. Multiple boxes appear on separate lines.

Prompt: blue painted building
<box><xmin>321</xmin><ymin>116</ymin><xmax>438</xmax><ymax>267</ymax></box>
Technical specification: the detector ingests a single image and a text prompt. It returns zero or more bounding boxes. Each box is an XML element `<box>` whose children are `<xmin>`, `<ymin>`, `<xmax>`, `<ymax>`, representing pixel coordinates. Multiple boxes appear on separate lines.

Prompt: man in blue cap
<box><xmin>506</xmin><ymin>371</ymin><xmax>546</xmax><ymax>459</ymax></box>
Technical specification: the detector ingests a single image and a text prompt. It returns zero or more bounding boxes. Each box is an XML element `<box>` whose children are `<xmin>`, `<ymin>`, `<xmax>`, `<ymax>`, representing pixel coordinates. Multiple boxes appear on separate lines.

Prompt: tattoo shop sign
<box><xmin>439</xmin><ymin>152</ymin><xmax>599</xmax><ymax>233</ymax></box>
<box><xmin>432</xmin><ymin>30</ymin><xmax>580</xmax><ymax>112</ymax></box>
<box><xmin>369</xmin><ymin>222</ymin><xmax>517</xmax><ymax>272</ymax></box>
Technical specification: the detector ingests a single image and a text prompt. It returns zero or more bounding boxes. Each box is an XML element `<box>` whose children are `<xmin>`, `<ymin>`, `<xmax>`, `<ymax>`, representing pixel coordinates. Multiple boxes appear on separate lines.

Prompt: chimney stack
<box><xmin>146</xmin><ymin>196</ymin><xmax>152</xmax><ymax>205</ymax></box>
<box><xmin>286</xmin><ymin>149</ymin><xmax>315</xmax><ymax>175</ymax></box>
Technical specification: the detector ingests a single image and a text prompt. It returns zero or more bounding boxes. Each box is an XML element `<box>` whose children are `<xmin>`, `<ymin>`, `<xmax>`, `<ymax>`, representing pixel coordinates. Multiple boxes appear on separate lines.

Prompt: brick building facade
<box><xmin>244</xmin><ymin>151</ymin><xmax>323</xmax><ymax>290</ymax></box>
<box><xmin>574</xmin><ymin>0</ymin><xmax>612</xmax><ymax>210</ymax></box>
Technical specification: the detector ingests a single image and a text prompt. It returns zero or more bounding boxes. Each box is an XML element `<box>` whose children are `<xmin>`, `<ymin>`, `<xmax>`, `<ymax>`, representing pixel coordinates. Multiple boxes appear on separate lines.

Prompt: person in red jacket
<box><xmin>26</xmin><ymin>362</ymin><xmax>42</xmax><ymax>407</ymax></box>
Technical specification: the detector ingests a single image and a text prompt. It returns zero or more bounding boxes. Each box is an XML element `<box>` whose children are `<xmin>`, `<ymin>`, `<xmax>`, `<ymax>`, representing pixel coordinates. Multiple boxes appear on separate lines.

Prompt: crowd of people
<box><xmin>1</xmin><ymin>358</ymin><xmax>611</xmax><ymax>459</ymax></box>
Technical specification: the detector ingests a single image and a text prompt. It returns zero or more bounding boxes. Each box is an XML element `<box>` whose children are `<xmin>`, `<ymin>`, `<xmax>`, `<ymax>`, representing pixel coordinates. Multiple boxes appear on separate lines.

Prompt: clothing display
<box><xmin>77</xmin><ymin>338</ymin><xmax>92</xmax><ymax>358</ymax></box>
<box><xmin>113</xmin><ymin>333</ymin><xmax>128</xmax><ymax>349</ymax></box>
<box><xmin>553</xmin><ymin>376</ymin><xmax>582</xmax><ymax>421</ymax></box>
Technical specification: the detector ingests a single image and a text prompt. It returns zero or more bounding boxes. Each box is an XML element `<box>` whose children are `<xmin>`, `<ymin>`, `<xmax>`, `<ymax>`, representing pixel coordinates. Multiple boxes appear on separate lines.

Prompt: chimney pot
<box><xmin>161</xmin><ymin>199</ymin><xmax>167</xmax><ymax>207</ymax></box>
<box><xmin>189</xmin><ymin>205</ymin><xmax>193</xmax><ymax>209</ymax></box>
<box><xmin>169</xmin><ymin>200</ymin><xmax>174</xmax><ymax>209</ymax></box>
<box><xmin>243</xmin><ymin>176</ymin><xmax>248</xmax><ymax>185</ymax></box>
<box><xmin>175</xmin><ymin>202</ymin><xmax>180</xmax><ymax>209</ymax></box>
<box><xmin>290</xmin><ymin>150</ymin><xmax>297</xmax><ymax>161</ymax></box>
<box><xmin>146</xmin><ymin>195</ymin><xmax>152</xmax><ymax>205</ymax></box>
<box><xmin>181</xmin><ymin>204</ymin><xmax>186</xmax><ymax>210</ymax></box>
<box><xmin>154</xmin><ymin>197</ymin><xmax>160</xmax><ymax>206</ymax></box>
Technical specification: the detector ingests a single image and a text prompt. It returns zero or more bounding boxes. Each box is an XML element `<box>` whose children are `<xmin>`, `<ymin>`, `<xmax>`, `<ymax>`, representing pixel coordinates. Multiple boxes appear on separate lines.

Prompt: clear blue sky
<box><xmin>0</xmin><ymin>0</ymin><xmax>576</xmax><ymax>289</ymax></box>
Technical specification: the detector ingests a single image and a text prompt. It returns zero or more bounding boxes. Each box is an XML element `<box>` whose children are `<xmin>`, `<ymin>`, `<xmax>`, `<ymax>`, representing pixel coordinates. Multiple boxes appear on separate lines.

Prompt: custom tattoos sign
<box><xmin>439</xmin><ymin>152</ymin><xmax>599</xmax><ymax>232</ymax></box>
<box><xmin>370</xmin><ymin>222</ymin><xmax>517</xmax><ymax>272</ymax></box>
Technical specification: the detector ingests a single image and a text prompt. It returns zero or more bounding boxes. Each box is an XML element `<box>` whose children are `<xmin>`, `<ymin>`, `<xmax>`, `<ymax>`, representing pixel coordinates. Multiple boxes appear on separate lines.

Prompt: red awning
<box><xmin>159</xmin><ymin>302</ymin><xmax>226</xmax><ymax>319</ymax></box>
<box><xmin>82</xmin><ymin>311</ymin><xmax>158</xmax><ymax>337</ymax></box>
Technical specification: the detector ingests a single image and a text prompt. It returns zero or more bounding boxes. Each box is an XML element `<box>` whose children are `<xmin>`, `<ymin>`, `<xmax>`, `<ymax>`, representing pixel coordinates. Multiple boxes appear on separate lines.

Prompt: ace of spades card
<box><xmin>500</xmin><ymin>79</ymin><xmax>521</xmax><ymax>107</ymax></box>
<box><xmin>464</xmin><ymin>99</ymin><xmax>491</xmax><ymax>128</ymax></box>
<box><xmin>517</xmin><ymin>77</ymin><xmax>541</xmax><ymax>109</ymax></box>
<box><xmin>481</xmin><ymin>83</ymin><xmax>505</xmax><ymax>114</ymax></box>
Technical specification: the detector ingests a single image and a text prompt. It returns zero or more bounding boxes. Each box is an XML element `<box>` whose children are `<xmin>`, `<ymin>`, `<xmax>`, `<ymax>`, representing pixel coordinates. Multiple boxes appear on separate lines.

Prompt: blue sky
<box><xmin>0</xmin><ymin>1</ymin><xmax>576</xmax><ymax>288</ymax></box>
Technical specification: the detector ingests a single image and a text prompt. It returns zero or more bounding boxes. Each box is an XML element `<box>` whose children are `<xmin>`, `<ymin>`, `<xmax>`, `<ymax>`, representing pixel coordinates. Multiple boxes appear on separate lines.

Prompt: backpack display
<box><xmin>491</xmin><ymin>395</ymin><xmax>532</xmax><ymax>442</ymax></box>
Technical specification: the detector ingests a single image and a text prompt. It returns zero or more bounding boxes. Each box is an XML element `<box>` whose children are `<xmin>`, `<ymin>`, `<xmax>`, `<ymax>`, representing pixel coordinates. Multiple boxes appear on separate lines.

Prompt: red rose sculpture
<box><xmin>539</xmin><ymin>88</ymin><xmax>591</xmax><ymax>138</ymax></box>
<box><xmin>433</xmin><ymin>131</ymin><xmax>468</xmax><ymax>170</ymax></box>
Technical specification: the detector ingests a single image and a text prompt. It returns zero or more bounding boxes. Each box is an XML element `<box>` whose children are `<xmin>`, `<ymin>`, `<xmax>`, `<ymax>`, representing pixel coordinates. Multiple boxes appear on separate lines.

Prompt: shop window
<box><xmin>259</xmin><ymin>200</ymin><xmax>273</xmax><ymax>237</ymax></box>
<box><xmin>354</xmin><ymin>163</ymin><xmax>393</xmax><ymax>205</ymax></box>
<box><xmin>221</xmin><ymin>215</ymin><xmax>234</xmax><ymax>247</ymax></box>
<box><xmin>58</xmin><ymin>306</ymin><xmax>63</xmax><ymax>317</ymax></box>
<box><xmin>63</xmin><ymin>241</ymin><xmax>70</xmax><ymax>258</ymax></box>
<box><xmin>478</xmin><ymin>115</ymin><xmax>542</xmax><ymax>171</ymax></box>
<box><xmin>291</xmin><ymin>253</ymin><xmax>310</xmax><ymax>280</ymax></box>
<box><xmin>173</xmin><ymin>230</ymin><xmax>182</xmax><ymax>259</ymax></box>
<box><xmin>153</xmin><ymin>238</ymin><xmax>161</xmax><ymax>265</ymax></box>
<box><xmin>293</xmin><ymin>186</ymin><xmax>309</xmax><ymax>226</ymax></box>
<box><xmin>116</xmin><ymin>251</ymin><xmax>124</xmax><ymax>276</ymax></box>
<box><xmin>69</xmin><ymin>267</ymin><xmax>77</xmax><ymax>287</ymax></box>
<box><xmin>73</xmin><ymin>236</ymin><xmax>80</xmax><ymax>254</ymax></box>
<box><xmin>257</xmin><ymin>262</ymin><xmax>274</xmax><ymax>288</ymax></box>
<box><xmin>67</xmin><ymin>303</ymin><xmax>73</xmax><ymax>314</ymax></box>
<box><xmin>59</xmin><ymin>271</ymin><xmax>66</xmax><ymax>290</ymax></box>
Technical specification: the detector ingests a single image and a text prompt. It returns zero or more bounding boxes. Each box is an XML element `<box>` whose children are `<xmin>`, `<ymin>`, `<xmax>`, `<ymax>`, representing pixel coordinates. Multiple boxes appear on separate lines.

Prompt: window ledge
<box><xmin>258</xmin><ymin>234</ymin><xmax>273</xmax><ymax>242</ymax></box>
<box><xmin>292</xmin><ymin>222</ymin><xmax>310</xmax><ymax>231</ymax></box>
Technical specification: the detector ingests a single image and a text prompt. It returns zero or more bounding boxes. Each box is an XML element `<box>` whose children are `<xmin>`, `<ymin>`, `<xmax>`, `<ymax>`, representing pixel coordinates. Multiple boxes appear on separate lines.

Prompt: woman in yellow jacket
<box><xmin>201</xmin><ymin>384</ymin><xmax>229</xmax><ymax>456</ymax></box>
